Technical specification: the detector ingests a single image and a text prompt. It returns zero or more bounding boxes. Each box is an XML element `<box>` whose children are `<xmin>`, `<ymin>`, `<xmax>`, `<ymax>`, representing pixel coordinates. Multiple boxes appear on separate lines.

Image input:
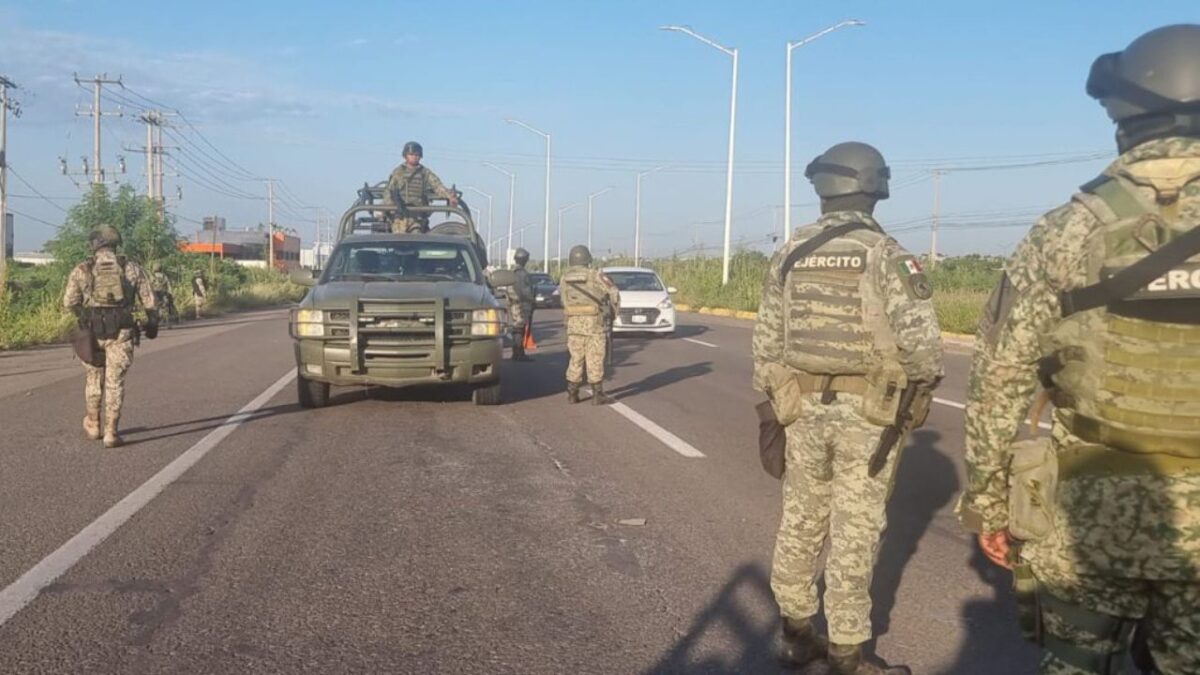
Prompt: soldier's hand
<box><xmin>978</xmin><ymin>530</ymin><xmax>1014</xmax><ymax>569</ymax></box>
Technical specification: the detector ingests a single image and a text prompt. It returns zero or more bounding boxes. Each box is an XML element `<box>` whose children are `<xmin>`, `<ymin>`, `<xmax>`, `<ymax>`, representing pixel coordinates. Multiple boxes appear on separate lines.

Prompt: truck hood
<box><xmin>305</xmin><ymin>281</ymin><xmax>497</xmax><ymax>308</ymax></box>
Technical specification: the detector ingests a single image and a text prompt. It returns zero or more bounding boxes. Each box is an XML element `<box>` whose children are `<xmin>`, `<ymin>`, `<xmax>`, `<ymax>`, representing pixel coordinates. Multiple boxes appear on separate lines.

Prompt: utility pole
<box><xmin>74</xmin><ymin>74</ymin><xmax>122</xmax><ymax>185</ymax></box>
<box><xmin>930</xmin><ymin>170</ymin><xmax>942</xmax><ymax>269</ymax></box>
<box><xmin>264</xmin><ymin>179</ymin><xmax>276</xmax><ymax>271</ymax></box>
<box><xmin>0</xmin><ymin>76</ymin><xmax>17</xmax><ymax>289</ymax></box>
<box><xmin>141</xmin><ymin>112</ymin><xmax>156</xmax><ymax>199</ymax></box>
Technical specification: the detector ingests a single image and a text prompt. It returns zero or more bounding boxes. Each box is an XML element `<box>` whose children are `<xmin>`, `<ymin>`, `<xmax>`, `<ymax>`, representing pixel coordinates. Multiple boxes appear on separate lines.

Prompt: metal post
<box><xmin>586</xmin><ymin>186</ymin><xmax>613</xmax><ymax>253</ymax></box>
<box><xmin>504</xmin><ymin>120</ymin><xmax>551</xmax><ymax>272</ymax></box>
<box><xmin>556</xmin><ymin>202</ymin><xmax>581</xmax><ymax>273</ymax></box>
<box><xmin>267</xmin><ymin>179</ymin><xmax>275</xmax><ymax>271</ymax></box>
<box><xmin>92</xmin><ymin>78</ymin><xmax>101</xmax><ymax>184</ymax></box>
<box><xmin>484</xmin><ymin>162</ymin><xmax>516</xmax><ymax>267</ymax></box>
<box><xmin>720</xmin><ymin>47</ymin><xmax>737</xmax><ymax>286</ymax></box>
<box><xmin>634</xmin><ymin>168</ymin><xmax>663</xmax><ymax>266</ymax></box>
<box><xmin>931</xmin><ymin>170</ymin><xmax>942</xmax><ymax>269</ymax></box>
<box><xmin>0</xmin><ymin>78</ymin><xmax>9</xmax><ymax>286</ymax></box>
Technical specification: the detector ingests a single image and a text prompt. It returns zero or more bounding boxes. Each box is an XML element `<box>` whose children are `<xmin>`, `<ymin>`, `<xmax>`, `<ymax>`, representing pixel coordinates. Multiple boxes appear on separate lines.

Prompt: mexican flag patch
<box><xmin>899</xmin><ymin>258</ymin><xmax>923</xmax><ymax>276</ymax></box>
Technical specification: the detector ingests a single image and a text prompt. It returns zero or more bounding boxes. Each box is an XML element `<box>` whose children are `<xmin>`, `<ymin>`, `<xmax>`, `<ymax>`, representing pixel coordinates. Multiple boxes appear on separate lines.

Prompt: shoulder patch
<box><xmin>895</xmin><ymin>256</ymin><xmax>933</xmax><ymax>300</ymax></box>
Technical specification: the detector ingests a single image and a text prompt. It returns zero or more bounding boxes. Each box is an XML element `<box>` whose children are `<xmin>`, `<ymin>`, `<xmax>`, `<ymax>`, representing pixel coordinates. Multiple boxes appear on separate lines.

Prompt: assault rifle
<box><xmin>867</xmin><ymin>382</ymin><xmax>929</xmax><ymax>478</ymax></box>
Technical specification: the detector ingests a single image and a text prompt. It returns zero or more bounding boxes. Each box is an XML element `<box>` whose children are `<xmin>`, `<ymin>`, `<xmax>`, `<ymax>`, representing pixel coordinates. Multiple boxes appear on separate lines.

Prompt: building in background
<box><xmin>179</xmin><ymin>217</ymin><xmax>300</xmax><ymax>271</ymax></box>
<box><xmin>300</xmin><ymin>242</ymin><xmax>334</xmax><ymax>270</ymax></box>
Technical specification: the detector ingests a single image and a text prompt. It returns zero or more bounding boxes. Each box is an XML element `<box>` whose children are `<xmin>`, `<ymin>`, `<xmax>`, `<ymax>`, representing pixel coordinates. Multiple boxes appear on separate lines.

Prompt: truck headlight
<box><xmin>471</xmin><ymin>308</ymin><xmax>505</xmax><ymax>337</ymax></box>
<box><xmin>295</xmin><ymin>308</ymin><xmax>324</xmax><ymax>337</ymax></box>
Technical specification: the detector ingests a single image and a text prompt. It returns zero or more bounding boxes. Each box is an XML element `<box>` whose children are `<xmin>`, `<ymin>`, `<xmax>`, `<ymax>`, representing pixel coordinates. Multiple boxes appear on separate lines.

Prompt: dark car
<box><xmin>529</xmin><ymin>273</ymin><xmax>561</xmax><ymax>308</ymax></box>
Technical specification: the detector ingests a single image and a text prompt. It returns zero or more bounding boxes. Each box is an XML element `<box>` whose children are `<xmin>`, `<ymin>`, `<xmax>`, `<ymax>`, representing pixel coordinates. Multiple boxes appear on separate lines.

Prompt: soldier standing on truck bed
<box><xmin>384</xmin><ymin>141</ymin><xmax>458</xmax><ymax>234</ymax></box>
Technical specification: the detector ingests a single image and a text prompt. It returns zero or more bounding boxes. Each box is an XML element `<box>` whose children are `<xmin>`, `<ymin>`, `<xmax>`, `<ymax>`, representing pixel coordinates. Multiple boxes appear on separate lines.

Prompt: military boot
<box><xmin>591</xmin><ymin>382</ymin><xmax>613</xmax><ymax>406</ymax></box>
<box><xmin>828</xmin><ymin>643</ymin><xmax>909</xmax><ymax>675</ymax></box>
<box><xmin>102</xmin><ymin>415</ymin><xmax>123</xmax><ymax>449</ymax></box>
<box><xmin>566</xmin><ymin>382</ymin><xmax>581</xmax><ymax>404</ymax></box>
<box><xmin>778</xmin><ymin>617</ymin><xmax>827</xmax><ymax>669</ymax></box>
<box><xmin>82</xmin><ymin>410</ymin><xmax>101</xmax><ymax>441</ymax></box>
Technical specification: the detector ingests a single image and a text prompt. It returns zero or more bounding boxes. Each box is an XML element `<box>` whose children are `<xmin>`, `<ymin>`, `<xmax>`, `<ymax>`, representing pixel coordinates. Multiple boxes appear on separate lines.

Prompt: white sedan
<box><xmin>601</xmin><ymin>266</ymin><xmax>677</xmax><ymax>335</ymax></box>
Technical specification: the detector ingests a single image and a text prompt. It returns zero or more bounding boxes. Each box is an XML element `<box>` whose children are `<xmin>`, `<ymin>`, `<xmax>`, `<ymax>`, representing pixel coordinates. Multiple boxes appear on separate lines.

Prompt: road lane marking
<box><xmin>682</xmin><ymin>337</ymin><xmax>718</xmax><ymax>348</ymax></box>
<box><xmin>609</xmin><ymin>402</ymin><xmax>706</xmax><ymax>458</ymax></box>
<box><xmin>934</xmin><ymin>396</ymin><xmax>1051</xmax><ymax>431</ymax></box>
<box><xmin>0</xmin><ymin>369</ymin><xmax>297</xmax><ymax>628</ymax></box>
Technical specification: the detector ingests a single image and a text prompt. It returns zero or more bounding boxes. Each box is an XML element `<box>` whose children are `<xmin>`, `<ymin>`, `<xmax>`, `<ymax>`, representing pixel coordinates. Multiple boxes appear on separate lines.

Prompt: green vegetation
<box><xmin>627</xmin><ymin>250</ymin><xmax>1004</xmax><ymax>336</ymax></box>
<box><xmin>0</xmin><ymin>184</ymin><xmax>304</xmax><ymax>350</ymax></box>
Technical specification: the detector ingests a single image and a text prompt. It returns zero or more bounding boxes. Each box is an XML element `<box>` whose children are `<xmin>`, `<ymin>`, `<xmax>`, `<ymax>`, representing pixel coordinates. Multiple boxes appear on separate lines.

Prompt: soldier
<box><xmin>560</xmin><ymin>245</ymin><xmax>620</xmax><ymax>405</ymax></box>
<box><xmin>958</xmin><ymin>25</ymin><xmax>1200</xmax><ymax>674</ymax></box>
<box><xmin>63</xmin><ymin>225</ymin><xmax>157</xmax><ymax>448</ymax></box>
<box><xmin>508</xmin><ymin>247</ymin><xmax>535</xmax><ymax>362</ymax></box>
<box><xmin>191</xmin><ymin>271</ymin><xmax>208</xmax><ymax>319</ymax></box>
<box><xmin>149</xmin><ymin>262</ymin><xmax>176</xmax><ymax>325</ymax></box>
<box><xmin>384</xmin><ymin>141</ymin><xmax>458</xmax><ymax>234</ymax></box>
<box><xmin>752</xmin><ymin>142</ymin><xmax>943</xmax><ymax>674</ymax></box>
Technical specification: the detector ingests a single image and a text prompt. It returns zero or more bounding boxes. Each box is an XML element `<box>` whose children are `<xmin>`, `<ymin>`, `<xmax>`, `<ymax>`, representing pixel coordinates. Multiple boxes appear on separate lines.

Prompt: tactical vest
<box><xmin>561</xmin><ymin>267</ymin><xmax>601</xmax><ymax>316</ymax></box>
<box><xmin>1047</xmin><ymin>164</ymin><xmax>1200</xmax><ymax>458</ymax></box>
<box><xmin>781</xmin><ymin>224</ymin><xmax>896</xmax><ymax>375</ymax></box>
<box><xmin>396</xmin><ymin>166</ymin><xmax>430</xmax><ymax>207</ymax></box>
<box><xmin>88</xmin><ymin>255</ymin><xmax>128</xmax><ymax>307</ymax></box>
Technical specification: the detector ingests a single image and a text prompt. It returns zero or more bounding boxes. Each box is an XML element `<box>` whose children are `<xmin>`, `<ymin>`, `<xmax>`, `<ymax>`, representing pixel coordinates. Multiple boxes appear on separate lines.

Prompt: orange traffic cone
<box><xmin>523</xmin><ymin>323</ymin><xmax>538</xmax><ymax>352</ymax></box>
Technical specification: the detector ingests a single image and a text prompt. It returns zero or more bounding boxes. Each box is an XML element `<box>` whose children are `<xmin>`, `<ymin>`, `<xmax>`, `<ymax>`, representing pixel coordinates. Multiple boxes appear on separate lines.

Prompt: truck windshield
<box><xmin>324</xmin><ymin>242</ymin><xmax>478</xmax><ymax>283</ymax></box>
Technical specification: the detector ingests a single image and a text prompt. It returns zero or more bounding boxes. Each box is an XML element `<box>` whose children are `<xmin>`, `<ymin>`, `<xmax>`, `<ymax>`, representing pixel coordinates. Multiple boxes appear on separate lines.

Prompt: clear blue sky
<box><xmin>1</xmin><ymin>1</ymin><xmax>1196</xmax><ymax>259</ymax></box>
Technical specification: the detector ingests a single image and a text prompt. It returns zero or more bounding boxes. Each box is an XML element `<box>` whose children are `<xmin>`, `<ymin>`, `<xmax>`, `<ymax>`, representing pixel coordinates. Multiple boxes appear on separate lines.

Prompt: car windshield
<box><xmin>324</xmin><ymin>241</ymin><xmax>478</xmax><ymax>283</ymax></box>
<box><xmin>606</xmin><ymin>271</ymin><xmax>664</xmax><ymax>292</ymax></box>
<box><xmin>530</xmin><ymin>274</ymin><xmax>555</xmax><ymax>287</ymax></box>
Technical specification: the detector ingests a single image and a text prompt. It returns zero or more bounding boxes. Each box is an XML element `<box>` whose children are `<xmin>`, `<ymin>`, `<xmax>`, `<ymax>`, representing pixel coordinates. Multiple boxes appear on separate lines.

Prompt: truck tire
<box><xmin>472</xmin><ymin>380</ymin><xmax>502</xmax><ymax>406</ymax></box>
<box><xmin>298</xmin><ymin>373</ymin><xmax>330</xmax><ymax>409</ymax></box>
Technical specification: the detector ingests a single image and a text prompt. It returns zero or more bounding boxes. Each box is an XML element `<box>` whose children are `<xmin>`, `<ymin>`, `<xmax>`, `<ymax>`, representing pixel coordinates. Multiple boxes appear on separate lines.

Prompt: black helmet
<box><xmin>805</xmin><ymin>142</ymin><xmax>890</xmax><ymax>199</ymax></box>
<box><xmin>513</xmin><ymin>247</ymin><xmax>530</xmax><ymax>265</ymax></box>
<box><xmin>568</xmin><ymin>245</ymin><xmax>593</xmax><ymax>267</ymax></box>
<box><xmin>1087</xmin><ymin>25</ymin><xmax>1200</xmax><ymax>150</ymax></box>
<box><xmin>89</xmin><ymin>224</ymin><xmax>122</xmax><ymax>251</ymax></box>
<box><xmin>402</xmin><ymin>141</ymin><xmax>424</xmax><ymax>158</ymax></box>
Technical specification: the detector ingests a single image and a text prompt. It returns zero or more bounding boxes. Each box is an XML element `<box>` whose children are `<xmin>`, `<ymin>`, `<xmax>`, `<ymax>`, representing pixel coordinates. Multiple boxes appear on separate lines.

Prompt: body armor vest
<box><xmin>396</xmin><ymin>166</ymin><xmax>430</xmax><ymax>207</ymax></box>
<box><xmin>561</xmin><ymin>267</ymin><xmax>601</xmax><ymax>316</ymax></box>
<box><xmin>89</xmin><ymin>255</ymin><xmax>128</xmax><ymax>307</ymax></box>
<box><xmin>781</xmin><ymin>224</ymin><xmax>896</xmax><ymax>375</ymax></box>
<box><xmin>1049</xmin><ymin>165</ymin><xmax>1200</xmax><ymax>458</ymax></box>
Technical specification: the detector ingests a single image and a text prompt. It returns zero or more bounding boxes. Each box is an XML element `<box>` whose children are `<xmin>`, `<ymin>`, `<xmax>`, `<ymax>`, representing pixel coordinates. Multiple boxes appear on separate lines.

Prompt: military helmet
<box><xmin>513</xmin><ymin>247</ymin><xmax>530</xmax><ymax>265</ymax></box>
<box><xmin>88</xmin><ymin>225</ymin><xmax>122</xmax><ymax>251</ymax></box>
<box><xmin>402</xmin><ymin>141</ymin><xmax>424</xmax><ymax>158</ymax></box>
<box><xmin>568</xmin><ymin>245</ymin><xmax>593</xmax><ymax>267</ymax></box>
<box><xmin>1088</xmin><ymin>25</ymin><xmax>1200</xmax><ymax>123</ymax></box>
<box><xmin>805</xmin><ymin>142</ymin><xmax>891</xmax><ymax>199</ymax></box>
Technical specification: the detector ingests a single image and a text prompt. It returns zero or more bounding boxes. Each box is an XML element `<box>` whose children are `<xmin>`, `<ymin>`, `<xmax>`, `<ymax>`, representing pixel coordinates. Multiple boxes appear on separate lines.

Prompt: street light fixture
<box><xmin>505</xmin><ymin>119</ymin><xmax>551</xmax><ymax>273</ymax></box>
<box><xmin>634</xmin><ymin>166</ymin><xmax>665</xmax><ymax>266</ymax></box>
<box><xmin>785</xmin><ymin>19</ymin><xmax>865</xmax><ymax>236</ymax></box>
<box><xmin>586</xmin><ymin>186</ymin><xmax>614</xmax><ymax>253</ymax></box>
<box><xmin>464</xmin><ymin>186</ymin><xmax>494</xmax><ymax>264</ymax></box>
<box><xmin>483</xmin><ymin>162</ymin><xmax>516</xmax><ymax>266</ymax></box>
<box><xmin>557</xmin><ymin>202</ymin><xmax>583</xmax><ymax>274</ymax></box>
<box><xmin>661</xmin><ymin>24</ymin><xmax>738</xmax><ymax>285</ymax></box>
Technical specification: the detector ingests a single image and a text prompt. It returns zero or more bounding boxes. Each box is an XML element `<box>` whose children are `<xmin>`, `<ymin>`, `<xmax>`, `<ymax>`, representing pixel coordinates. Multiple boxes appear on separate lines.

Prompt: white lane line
<box><xmin>934</xmin><ymin>396</ymin><xmax>1051</xmax><ymax>431</ymax></box>
<box><xmin>0</xmin><ymin>369</ymin><xmax>297</xmax><ymax>628</ymax></box>
<box><xmin>609</xmin><ymin>402</ymin><xmax>706</xmax><ymax>458</ymax></box>
<box><xmin>682</xmin><ymin>337</ymin><xmax>719</xmax><ymax>348</ymax></box>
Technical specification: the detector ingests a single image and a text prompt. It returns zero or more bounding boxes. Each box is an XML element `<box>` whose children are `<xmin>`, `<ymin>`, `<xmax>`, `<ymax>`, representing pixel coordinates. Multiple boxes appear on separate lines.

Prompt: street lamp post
<box><xmin>785</xmin><ymin>20</ymin><xmax>865</xmax><ymax>236</ymax></box>
<box><xmin>661</xmin><ymin>24</ymin><xmax>738</xmax><ymax>285</ymax></box>
<box><xmin>464</xmin><ymin>186</ymin><xmax>494</xmax><ymax>265</ymax></box>
<box><xmin>483</xmin><ymin>162</ymin><xmax>516</xmax><ymax>267</ymax></box>
<box><xmin>505</xmin><ymin>119</ymin><xmax>551</xmax><ymax>272</ymax></box>
<box><xmin>586</xmin><ymin>186</ymin><xmax>614</xmax><ymax>252</ymax></box>
<box><xmin>557</xmin><ymin>202</ymin><xmax>583</xmax><ymax>274</ymax></box>
<box><xmin>634</xmin><ymin>166</ymin><xmax>664</xmax><ymax>266</ymax></box>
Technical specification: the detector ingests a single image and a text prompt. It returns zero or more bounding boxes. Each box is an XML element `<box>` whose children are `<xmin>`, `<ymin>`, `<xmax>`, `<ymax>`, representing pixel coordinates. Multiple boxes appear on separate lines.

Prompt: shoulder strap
<box><xmin>779</xmin><ymin>221</ymin><xmax>872</xmax><ymax>283</ymax></box>
<box><xmin>1060</xmin><ymin>224</ymin><xmax>1200</xmax><ymax>317</ymax></box>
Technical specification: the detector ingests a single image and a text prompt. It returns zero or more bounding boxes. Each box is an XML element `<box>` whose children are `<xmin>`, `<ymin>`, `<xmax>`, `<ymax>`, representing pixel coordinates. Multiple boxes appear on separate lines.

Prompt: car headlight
<box><xmin>471</xmin><ymin>308</ymin><xmax>506</xmax><ymax>337</ymax></box>
<box><xmin>551</xmin><ymin>289</ymin><xmax>560</xmax><ymax>296</ymax></box>
<box><xmin>295</xmin><ymin>308</ymin><xmax>324</xmax><ymax>337</ymax></box>
<box><xmin>658</xmin><ymin>299</ymin><xmax>673</xmax><ymax>309</ymax></box>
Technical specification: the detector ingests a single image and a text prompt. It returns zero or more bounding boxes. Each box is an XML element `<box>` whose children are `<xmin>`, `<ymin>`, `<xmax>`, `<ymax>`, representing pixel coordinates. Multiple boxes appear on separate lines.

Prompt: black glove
<box><xmin>756</xmin><ymin>400</ymin><xmax>787</xmax><ymax>479</ymax></box>
<box><xmin>143</xmin><ymin>310</ymin><xmax>160</xmax><ymax>340</ymax></box>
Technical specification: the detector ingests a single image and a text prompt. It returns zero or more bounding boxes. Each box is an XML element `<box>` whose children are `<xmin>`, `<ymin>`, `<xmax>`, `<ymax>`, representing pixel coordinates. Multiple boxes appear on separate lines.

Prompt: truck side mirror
<box><xmin>489</xmin><ymin>269</ymin><xmax>517</xmax><ymax>288</ymax></box>
<box><xmin>290</xmin><ymin>267</ymin><xmax>317</xmax><ymax>287</ymax></box>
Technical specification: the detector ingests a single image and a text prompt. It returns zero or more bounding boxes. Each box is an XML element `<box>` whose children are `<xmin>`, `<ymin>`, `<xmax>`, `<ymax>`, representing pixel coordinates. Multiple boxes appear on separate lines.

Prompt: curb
<box><xmin>673</xmin><ymin>305</ymin><xmax>976</xmax><ymax>347</ymax></box>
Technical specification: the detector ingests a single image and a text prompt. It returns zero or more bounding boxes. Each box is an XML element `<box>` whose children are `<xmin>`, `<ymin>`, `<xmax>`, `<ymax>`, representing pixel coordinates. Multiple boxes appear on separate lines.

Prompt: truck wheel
<box><xmin>472</xmin><ymin>380</ymin><xmax>502</xmax><ymax>406</ymax></box>
<box><xmin>298</xmin><ymin>373</ymin><xmax>330</xmax><ymax>409</ymax></box>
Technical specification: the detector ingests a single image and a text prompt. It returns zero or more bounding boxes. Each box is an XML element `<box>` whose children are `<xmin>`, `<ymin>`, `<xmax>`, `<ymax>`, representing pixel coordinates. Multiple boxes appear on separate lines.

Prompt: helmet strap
<box><xmin>820</xmin><ymin>194</ymin><xmax>878</xmax><ymax>216</ymax></box>
<box><xmin>1117</xmin><ymin>112</ymin><xmax>1200</xmax><ymax>153</ymax></box>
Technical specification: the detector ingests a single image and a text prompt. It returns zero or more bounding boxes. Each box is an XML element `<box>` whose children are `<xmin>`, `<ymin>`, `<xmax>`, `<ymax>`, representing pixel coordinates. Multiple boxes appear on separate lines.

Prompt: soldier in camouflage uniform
<box><xmin>191</xmin><ymin>271</ymin><xmax>208</xmax><ymax>319</ymax></box>
<box><xmin>508</xmin><ymin>247</ymin><xmax>535</xmax><ymax>362</ymax></box>
<box><xmin>149</xmin><ymin>262</ymin><xmax>176</xmax><ymax>325</ymax></box>
<box><xmin>384</xmin><ymin>141</ymin><xmax>458</xmax><ymax>234</ymax></box>
<box><xmin>959</xmin><ymin>25</ymin><xmax>1200</xmax><ymax>675</ymax></box>
<box><xmin>753</xmin><ymin>142</ymin><xmax>944</xmax><ymax>674</ymax></box>
<box><xmin>561</xmin><ymin>245</ymin><xmax>620</xmax><ymax>405</ymax></box>
<box><xmin>63</xmin><ymin>226</ymin><xmax>157</xmax><ymax>448</ymax></box>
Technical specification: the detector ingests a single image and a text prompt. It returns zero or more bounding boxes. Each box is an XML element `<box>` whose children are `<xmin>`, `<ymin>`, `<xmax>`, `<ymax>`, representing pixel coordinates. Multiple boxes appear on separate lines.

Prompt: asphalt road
<box><xmin>0</xmin><ymin>308</ymin><xmax>1038</xmax><ymax>674</ymax></box>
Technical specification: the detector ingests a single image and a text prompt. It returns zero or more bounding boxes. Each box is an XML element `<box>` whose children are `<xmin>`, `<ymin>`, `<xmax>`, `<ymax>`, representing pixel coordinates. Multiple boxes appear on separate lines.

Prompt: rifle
<box><xmin>603</xmin><ymin>298</ymin><xmax>614</xmax><ymax>380</ymax></box>
<box><xmin>867</xmin><ymin>382</ymin><xmax>927</xmax><ymax>478</ymax></box>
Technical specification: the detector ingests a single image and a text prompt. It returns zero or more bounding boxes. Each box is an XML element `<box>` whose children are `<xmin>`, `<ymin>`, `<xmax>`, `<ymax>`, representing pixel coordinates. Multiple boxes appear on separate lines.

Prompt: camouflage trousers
<box><xmin>771</xmin><ymin>393</ymin><xmax>902</xmax><ymax>645</ymax></box>
<box><xmin>82</xmin><ymin>329</ymin><xmax>136</xmax><ymax>425</ymax></box>
<box><xmin>391</xmin><ymin>217</ymin><xmax>428</xmax><ymax>234</ymax></box>
<box><xmin>566</xmin><ymin>332</ymin><xmax>607</xmax><ymax>384</ymax></box>
<box><xmin>509</xmin><ymin>301</ymin><xmax>532</xmax><ymax>330</ymax></box>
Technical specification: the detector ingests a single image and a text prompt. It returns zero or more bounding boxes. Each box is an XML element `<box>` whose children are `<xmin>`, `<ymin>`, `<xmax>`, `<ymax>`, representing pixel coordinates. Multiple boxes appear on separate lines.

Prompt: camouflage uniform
<box><xmin>191</xmin><ymin>275</ymin><xmax>208</xmax><ymax>319</ymax></box>
<box><xmin>958</xmin><ymin>136</ymin><xmax>1200</xmax><ymax>674</ymax></box>
<box><xmin>384</xmin><ymin>163</ymin><xmax>454</xmax><ymax>233</ymax></box>
<box><xmin>561</xmin><ymin>265</ymin><xmax>619</xmax><ymax>386</ymax></box>
<box><xmin>753</xmin><ymin>210</ymin><xmax>944</xmax><ymax>647</ymax></box>
<box><xmin>63</xmin><ymin>248</ymin><xmax>156</xmax><ymax>445</ymax></box>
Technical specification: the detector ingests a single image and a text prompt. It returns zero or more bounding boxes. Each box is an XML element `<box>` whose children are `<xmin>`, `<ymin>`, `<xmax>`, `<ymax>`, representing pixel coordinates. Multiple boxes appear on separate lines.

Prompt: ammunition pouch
<box><xmin>1067</xmin><ymin>413</ymin><xmax>1200</xmax><ymax>459</ymax></box>
<box><xmin>85</xmin><ymin>306</ymin><xmax>133</xmax><ymax>341</ymax></box>
<box><xmin>862</xmin><ymin>361</ymin><xmax>908</xmax><ymax>426</ymax></box>
<box><xmin>1007</xmin><ymin>438</ymin><xmax>1059</xmax><ymax>542</ymax></box>
<box><xmin>564</xmin><ymin>304</ymin><xmax>600</xmax><ymax>317</ymax></box>
<box><xmin>756</xmin><ymin>400</ymin><xmax>787</xmax><ymax>479</ymax></box>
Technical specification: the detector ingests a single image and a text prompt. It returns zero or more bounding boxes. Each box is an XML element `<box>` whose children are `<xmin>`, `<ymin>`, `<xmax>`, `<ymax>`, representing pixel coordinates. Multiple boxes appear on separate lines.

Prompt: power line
<box><xmin>8</xmin><ymin>166</ymin><xmax>69</xmax><ymax>213</ymax></box>
<box><xmin>8</xmin><ymin>207</ymin><xmax>63</xmax><ymax>229</ymax></box>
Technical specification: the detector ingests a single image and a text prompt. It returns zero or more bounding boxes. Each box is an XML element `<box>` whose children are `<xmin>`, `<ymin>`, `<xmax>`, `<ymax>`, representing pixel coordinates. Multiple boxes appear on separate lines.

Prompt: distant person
<box><xmin>752</xmin><ymin>142</ymin><xmax>943</xmax><ymax>674</ymax></box>
<box><xmin>960</xmin><ymin>25</ymin><xmax>1200</xmax><ymax>675</ymax></box>
<box><xmin>560</xmin><ymin>245</ymin><xmax>619</xmax><ymax>405</ymax></box>
<box><xmin>63</xmin><ymin>225</ymin><xmax>158</xmax><ymax>448</ymax></box>
<box><xmin>191</xmin><ymin>271</ymin><xmax>208</xmax><ymax>319</ymax></box>
<box><xmin>508</xmin><ymin>248</ymin><xmax>535</xmax><ymax>362</ymax></box>
<box><xmin>149</xmin><ymin>262</ymin><xmax>177</xmax><ymax>325</ymax></box>
<box><xmin>384</xmin><ymin>141</ymin><xmax>458</xmax><ymax>234</ymax></box>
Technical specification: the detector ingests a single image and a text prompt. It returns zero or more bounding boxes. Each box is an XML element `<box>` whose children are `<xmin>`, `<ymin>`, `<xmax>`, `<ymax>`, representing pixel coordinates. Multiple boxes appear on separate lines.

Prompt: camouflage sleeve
<box><xmin>383</xmin><ymin>168</ymin><xmax>401</xmax><ymax>206</ymax></box>
<box><xmin>596</xmin><ymin>271</ymin><xmax>620</xmax><ymax>309</ymax></box>
<box><xmin>956</xmin><ymin>207</ymin><xmax>1074</xmax><ymax>534</ymax></box>
<box><xmin>425</xmin><ymin>169</ymin><xmax>453</xmax><ymax>200</ymax></box>
<box><xmin>751</xmin><ymin>251</ymin><xmax>786</xmax><ymax>393</ymax></box>
<box><xmin>878</xmin><ymin>239</ymin><xmax>944</xmax><ymax>382</ymax></box>
<box><xmin>127</xmin><ymin>262</ymin><xmax>157</xmax><ymax>311</ymax></box>
<box><xmin>62</xmin><ymin>264</ymin><xmax>87</xmax><ymax>309</ymax></box>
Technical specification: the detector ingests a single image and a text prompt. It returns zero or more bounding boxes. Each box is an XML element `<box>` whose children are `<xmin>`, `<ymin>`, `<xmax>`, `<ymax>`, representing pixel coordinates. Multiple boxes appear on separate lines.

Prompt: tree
<box><xmin>45</xmin><ymin>184</ymin><xmax>180</xmax><ymax>269</ymax></box>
